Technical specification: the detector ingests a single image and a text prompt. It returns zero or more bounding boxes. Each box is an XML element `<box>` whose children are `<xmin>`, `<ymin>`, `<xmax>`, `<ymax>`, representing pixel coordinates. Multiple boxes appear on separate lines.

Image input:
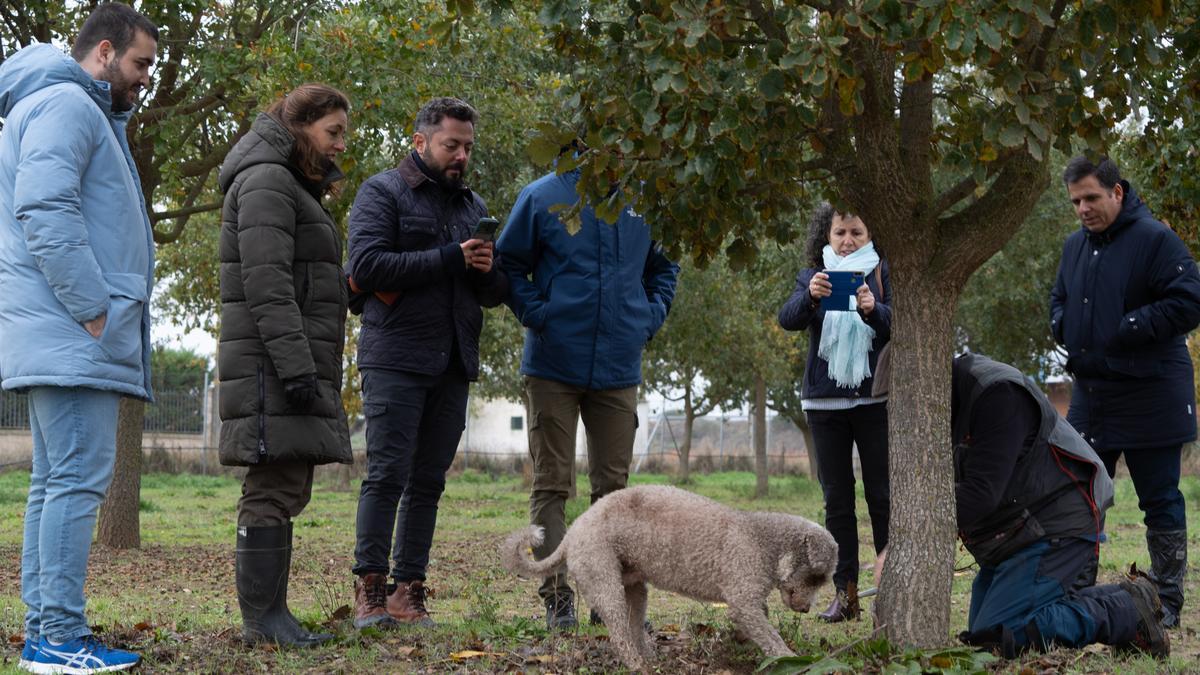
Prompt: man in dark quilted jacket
<box><xmin>346</xmin><ymin>97</ymin><xmax>507</xmax><ymax>630</ymax></box>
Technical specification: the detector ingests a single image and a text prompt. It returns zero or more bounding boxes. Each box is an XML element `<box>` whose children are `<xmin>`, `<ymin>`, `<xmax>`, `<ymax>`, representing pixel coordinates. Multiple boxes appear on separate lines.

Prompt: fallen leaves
<box><xmin>449</xmin><ymin>649</ymin><xmax>504</xmax><ymax>661</ymax></box>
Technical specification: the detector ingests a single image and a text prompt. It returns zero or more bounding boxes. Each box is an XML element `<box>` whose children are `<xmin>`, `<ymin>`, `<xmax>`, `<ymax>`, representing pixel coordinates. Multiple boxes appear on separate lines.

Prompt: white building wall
<box><xmin>461</xmin><ymin>397</ymin><xmax>651</xmax><ymax>459</ymax></box>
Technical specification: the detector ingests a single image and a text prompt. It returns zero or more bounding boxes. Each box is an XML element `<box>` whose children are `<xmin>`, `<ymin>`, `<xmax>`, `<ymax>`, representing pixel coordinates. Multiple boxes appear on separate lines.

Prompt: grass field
<box><xmin>0</xmin><ymin>469</ymin><xmax>1195</xmax><ymax>673</ymax></box>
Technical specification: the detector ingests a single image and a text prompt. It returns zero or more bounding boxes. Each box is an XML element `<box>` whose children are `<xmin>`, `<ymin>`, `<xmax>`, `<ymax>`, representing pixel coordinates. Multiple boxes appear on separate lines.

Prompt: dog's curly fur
<box><xmin>501</xmin><ymin>485</ymin><xmax>837</xmax><ymax>670</ymax></box>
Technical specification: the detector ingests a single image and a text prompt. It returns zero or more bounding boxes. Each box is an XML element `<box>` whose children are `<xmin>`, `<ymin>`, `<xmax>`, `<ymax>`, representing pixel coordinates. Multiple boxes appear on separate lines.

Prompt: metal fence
<box><xmin>0</xmin><ymin>388</ymin><xmax>205</xmax><ymax>433</ymax></box>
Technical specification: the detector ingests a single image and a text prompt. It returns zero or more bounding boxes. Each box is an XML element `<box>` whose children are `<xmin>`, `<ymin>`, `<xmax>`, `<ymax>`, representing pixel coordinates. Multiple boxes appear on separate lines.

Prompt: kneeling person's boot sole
<box><xmin>1120</xmin><ymin>575</ymin><xmax>1170</xmax><ymax>658</ymax></box>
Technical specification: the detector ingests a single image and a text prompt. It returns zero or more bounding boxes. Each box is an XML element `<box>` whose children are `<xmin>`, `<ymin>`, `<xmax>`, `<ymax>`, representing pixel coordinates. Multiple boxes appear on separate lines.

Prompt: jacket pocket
<box><xmin>1104</xmin><ymin>354</ymin><xmax>1164</xmax><ymax>379</ymax></box>
<box><xmin>297</xmin><ymin>263</ymin><xmax>312</xmax><ymax>312</ymax></box>
<box><xmin>256</xmin><ymin>362</ymin><xmax>268</xmax><ymax>463</ymax></box>
<box><xmin>962</xmin><ymin>508</ymin><xmax>1046</xmax><ymax>567</ymax></box>
<box><xmin>95</xmin><ymin>272</ymin><xmax>147</xmax><ymax>368</ymax></box>
<box><xmin>398</xmin><ymin>216</ymin><xmax>439</xmax><ymax>249</ymax></box>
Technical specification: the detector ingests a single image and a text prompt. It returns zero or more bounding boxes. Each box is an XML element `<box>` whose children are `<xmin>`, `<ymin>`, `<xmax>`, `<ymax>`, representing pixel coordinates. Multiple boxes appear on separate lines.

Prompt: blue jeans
<box><xmin>965</xmin><ymin>538</ymin><xmax>1136</xmax><ymax>654</ymax></box>
<box><xmin>352</xmin><ymin>368</ymin><xmax>466</xmax><ymax>581</ymax></box>
<box><xmin>21</xmin><ymin>387</ymin><xmax>121</xmax><ymax>643</ymax></box>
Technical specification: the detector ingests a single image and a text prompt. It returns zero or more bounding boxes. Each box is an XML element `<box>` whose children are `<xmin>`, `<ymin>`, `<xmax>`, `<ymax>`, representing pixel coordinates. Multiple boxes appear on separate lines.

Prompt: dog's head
<box><xmin>775</xmin><ymin>518</ymin><xmax>838</xmax><ymax>613</ymax></box>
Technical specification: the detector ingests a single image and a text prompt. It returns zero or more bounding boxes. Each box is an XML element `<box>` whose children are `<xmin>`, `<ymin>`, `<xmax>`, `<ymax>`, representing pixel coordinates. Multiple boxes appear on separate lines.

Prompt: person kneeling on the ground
<box><xmin>952</xmin><ymin>352</ymin><xmax>1169</xmax><ymax>658</ymax></box>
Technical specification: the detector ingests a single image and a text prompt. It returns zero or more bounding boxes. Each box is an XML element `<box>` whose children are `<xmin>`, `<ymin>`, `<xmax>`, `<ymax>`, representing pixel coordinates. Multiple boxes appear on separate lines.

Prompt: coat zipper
<box><xmin>299</xmin><ymin>264</ymin><xmax>311</xmax><ymax>310</ymax></box>
<box><xmin>256</xmin><ymin>362</ymin><xmax>268</xmax><ymax>461</ymax></box>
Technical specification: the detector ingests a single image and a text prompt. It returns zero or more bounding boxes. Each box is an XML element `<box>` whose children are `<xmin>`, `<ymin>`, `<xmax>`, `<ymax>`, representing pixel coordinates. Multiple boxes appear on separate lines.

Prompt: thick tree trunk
<box><xmin>752</xmin><ymin>374</ymin><xmax>768</xmax><ymax>498</ymax></box>
<box><xmin>873</xmin><ymin>274</ymin><xmax>959</xmax><ymax>647</ymax></box>
<box><xmin>97</xmin><ymin>398</ymin><xmax>144</xmax><ymax>549</ymax></box>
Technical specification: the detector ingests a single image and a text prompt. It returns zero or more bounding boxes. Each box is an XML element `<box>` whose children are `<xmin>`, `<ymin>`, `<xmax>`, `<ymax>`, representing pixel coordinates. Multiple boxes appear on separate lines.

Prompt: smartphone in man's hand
<box><xmin>472</xmin><ymin>217</ymin><xmax>500</xmax><ymax>242</ymax></box>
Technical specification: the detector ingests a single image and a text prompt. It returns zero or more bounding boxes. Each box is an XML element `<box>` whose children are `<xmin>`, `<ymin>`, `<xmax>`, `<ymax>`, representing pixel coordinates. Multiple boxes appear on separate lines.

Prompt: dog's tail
<box><xmin>500</xmin><ymin>525</ymin><xmax>568</xmax><ymax>578</ymax></box>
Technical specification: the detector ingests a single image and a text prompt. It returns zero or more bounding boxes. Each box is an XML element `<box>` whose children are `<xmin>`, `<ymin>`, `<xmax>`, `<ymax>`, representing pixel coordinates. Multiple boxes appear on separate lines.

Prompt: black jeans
<box><xmin>806</xmin><ymin>402</ymin><xmax>890</xmax><ymax>589</ymax></box>
<box><xmin>352</xmin><ymin>367</ymin><xmax>467</xmax><ymax>581</ymax></box>
<box><xmin>1097</xmin><ymin>445</ymin><xmax>1187</xmax><ymax>530</ymax></box>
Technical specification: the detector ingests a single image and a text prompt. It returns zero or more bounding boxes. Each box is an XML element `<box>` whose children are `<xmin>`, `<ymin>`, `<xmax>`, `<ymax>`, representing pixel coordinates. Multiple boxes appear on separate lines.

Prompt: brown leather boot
<box><xmin>354</xmin><ymin>573</ymin><xmax>397</xmax><ymax>629</ymax></box>
<box><xmin>387</xmin><ymin>580</ymin><xmax>436</xmax><ymax>627</ymax></box>
<box><xmin>819</xmin><ymin>582</ymin><xmax>860</xmax><ymax>623</ymax></box>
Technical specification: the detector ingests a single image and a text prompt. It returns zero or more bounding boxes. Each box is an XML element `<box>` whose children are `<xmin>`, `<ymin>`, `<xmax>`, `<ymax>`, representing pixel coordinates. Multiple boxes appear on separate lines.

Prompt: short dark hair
<box><xmin>72</xmin><ymin>3</ymin><xmax>159</xmax><ymax>61</ymax></box>
<box><xmin>414</xmin><ymin>97</ymin><xmax>478</xmax><ymax>136</ymax></box>
<box><xmin>1063</xmin><ymin>155</ymin><xmax>1121</xmax><ymax>189</ymax></box>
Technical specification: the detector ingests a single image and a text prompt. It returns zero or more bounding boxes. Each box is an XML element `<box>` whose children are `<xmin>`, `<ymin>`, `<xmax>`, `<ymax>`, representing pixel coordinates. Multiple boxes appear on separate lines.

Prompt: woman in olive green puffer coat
<box><xmin>217</xmin><ymin>83</ymin><xmax>353</xmax><ymax>648</ymax></box>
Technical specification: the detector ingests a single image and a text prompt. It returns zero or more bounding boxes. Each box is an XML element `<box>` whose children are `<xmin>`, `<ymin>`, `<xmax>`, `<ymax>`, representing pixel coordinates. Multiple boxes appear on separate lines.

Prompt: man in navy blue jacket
<box><xmin>346</xmin><ymin>97</ymin><xmax>507</xmax><ymax>630</ymax></box>
<box><xmin>1051</xmin><ymin>156</ymin><xmax>1200</xmax><ymax>628</ymax></box>
<box><xmin>497</xmin><ymin>168</ymin><xmax>679</xmax><ymax>629</ymax></box>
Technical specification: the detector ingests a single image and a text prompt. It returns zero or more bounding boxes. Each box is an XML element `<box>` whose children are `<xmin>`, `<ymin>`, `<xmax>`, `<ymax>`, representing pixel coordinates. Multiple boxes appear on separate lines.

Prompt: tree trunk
<box><xmin>752</xmin><ymin>374</ymin><xmax>768</xmax><ymax>498</ymax></box>
<box><xmin>873</xmin><ymin>275</ymin><xmax>959</xmax><ymax>647</ymax></box>
<box><xmin>97</xmin><ymin>398</ymin><xmax>144</xmax><ymax>549</ymax></box>
<box><xmin>794</xmin><ymin>412</ymin><xmax>819</xmax><ymax>480</ymax></box>
<box><xmin>678</xmin><ymin>403</ymin><xmax>694</xmax><ymax>484</ymax></box>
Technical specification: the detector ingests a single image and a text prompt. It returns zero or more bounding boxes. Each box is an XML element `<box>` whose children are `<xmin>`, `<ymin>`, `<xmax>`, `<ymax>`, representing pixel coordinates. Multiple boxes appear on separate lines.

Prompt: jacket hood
<box><xmin>219</xmin><ymin>113</ymin><xmax>293</xmax><ymax>192</ymax></box>
<box><xmin>1090</xmin><ymin>180</ymin><xmax>1152</xmax><ymax>242</ymax></box>
<box><xmin>219</xmin><ymin>113</ymin><xmax>344</xmax><ymax>194</ymax></box>
<box><xmin>0</xmin><ymin>43</ymin><xmax>112</xmax><ymax>117</ymax></box>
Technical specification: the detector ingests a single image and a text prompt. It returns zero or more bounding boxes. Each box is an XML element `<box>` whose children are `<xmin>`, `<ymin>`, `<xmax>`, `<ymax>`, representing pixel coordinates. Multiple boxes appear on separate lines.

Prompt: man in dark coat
<box><xmin>346</xmin><ymin>97</ymin><xmax>507</xmax><ymax>630</ymax></box>
<box><xmin>953</xmin><ymin>353</ymin><xmax>1168</xmax><ymax>658</ymax></box>
<box><xmin>1050</xmin><ymin>156</ymin><xmax>1200</xmax><ymax>627</ymax></box>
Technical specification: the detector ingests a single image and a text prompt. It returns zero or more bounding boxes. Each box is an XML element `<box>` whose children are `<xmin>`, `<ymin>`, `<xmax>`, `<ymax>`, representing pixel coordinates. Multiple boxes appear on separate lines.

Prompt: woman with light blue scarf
<box><xmin>778</xmin><ymin>202</ymin><xmax>892</xmax><ymax>623</ymax></box>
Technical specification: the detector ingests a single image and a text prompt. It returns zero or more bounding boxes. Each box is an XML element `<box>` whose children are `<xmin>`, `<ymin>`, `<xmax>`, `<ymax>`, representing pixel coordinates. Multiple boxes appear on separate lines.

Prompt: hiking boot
<box><xmin>29</xmin><ymin>635</ymin><xmax>139</xmax><ymax>674</ymax></box>
<box><xmin>387</xmin><ymin>580</ymin><xmax>436</xmax><ymax>627</ymax></box>
<box><xmin>1119</xmin><ymin>574</ymin><xmax>1170</xmax><ymax>658</ymax></box>
<box><xmin>354</xmin><ymin>573</ymin><xmax>398</xmax><ymax>630</ymax></box>
<box><xmin>819</xmin><ymin>582</ymin><xmax>860</xmax><ymax>623</ymax></box>
<box><xmin>545</xmin><ymin>594</ymin><xmax>577</xmax><ymax>631</ymax></box>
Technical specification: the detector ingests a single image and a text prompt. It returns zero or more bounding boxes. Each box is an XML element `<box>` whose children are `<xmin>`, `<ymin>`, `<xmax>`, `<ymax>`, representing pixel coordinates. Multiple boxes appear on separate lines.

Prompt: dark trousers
<box><xmin>1097</xmin><ymin>445</ymin><xmax>1187</xmax><ymax>530</ymax></box>
<box><xmin>806</xmin><ymin>402</ymin><xmax>889</xmax><ymax>589</ymax></box>
<box><xmin>352</xmin><ymin>367</ymin><xmax>466</xmax><ymax>581</ymax></box>
<box><xmin>965</xmin><ymin>538</ymin><xmax>1137</xmax><ymax>654</ymax></box>
<box><xmin>524</xmin><ymin>376</ymin><xmax>638</xmax><ymax>602</ymax></box>
<box><xmin>237</xmin><ymin>461</ymin><xmax>315</xmax><ymax>526</ymax></box>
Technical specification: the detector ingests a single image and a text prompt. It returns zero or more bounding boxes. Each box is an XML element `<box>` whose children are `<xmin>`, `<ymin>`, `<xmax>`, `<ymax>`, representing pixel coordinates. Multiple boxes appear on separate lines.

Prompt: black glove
<box><xmin>283</xmin><ymin>373</ymin><xmax>321</xmax><ymax>411</ymax></box>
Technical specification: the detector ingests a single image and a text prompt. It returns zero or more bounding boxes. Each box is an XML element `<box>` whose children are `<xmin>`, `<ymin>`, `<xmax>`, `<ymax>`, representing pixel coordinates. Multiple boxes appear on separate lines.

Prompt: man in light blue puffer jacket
<box><xmin>0</xmin><ymin>4</ymin><xmax>157</xmax><ymax>673</ymax></box>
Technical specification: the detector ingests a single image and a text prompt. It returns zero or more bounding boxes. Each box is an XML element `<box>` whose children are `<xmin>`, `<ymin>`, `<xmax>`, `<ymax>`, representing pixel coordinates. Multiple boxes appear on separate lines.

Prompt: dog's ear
<box><xmin>776</xmin><ymin>552</ymin><xmax>796</xmax><ymax>582</ymax></box>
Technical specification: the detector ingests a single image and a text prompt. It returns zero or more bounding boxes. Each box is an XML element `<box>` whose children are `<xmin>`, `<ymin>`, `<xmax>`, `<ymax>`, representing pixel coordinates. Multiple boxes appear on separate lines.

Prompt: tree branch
<box><xmin>1029</xmin><ymin>0</ymin><xmax>1070</xmax><ymax>74</ymax></box>
<box><xmin>744</xmin><ymin>0</ymin><xmax>788</xmax><ymax>44</ymax></box>
<box><xmin>936</xmin><ymin>151</ymin><xmax>1048</xmax><ymax>279</ymax></box>
<box><xmin>151</xmin><ymin>200</ymin><xmax>223</xmax><ymax>225</ymax></box>
<box><xmin>932</xmin><ymin>175</ymin><xmax>978</xmax><ymax>216</ymax></box>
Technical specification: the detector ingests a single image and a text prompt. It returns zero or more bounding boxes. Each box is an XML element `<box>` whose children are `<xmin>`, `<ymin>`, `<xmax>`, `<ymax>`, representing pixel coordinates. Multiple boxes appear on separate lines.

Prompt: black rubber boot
<box><xmin>283</xmin><ymin>522</ymin><xmax>336</xmax><ymax>644</ymax></box>
<box><xmin>237</xmin><ymin>524</ymin><xmax>334</xmax><ymax>647</ymax></box>
<box><xmin>1146</xmin><ymin>529</ymin><xmax>1187</xmax><ymax>628</ymax></box>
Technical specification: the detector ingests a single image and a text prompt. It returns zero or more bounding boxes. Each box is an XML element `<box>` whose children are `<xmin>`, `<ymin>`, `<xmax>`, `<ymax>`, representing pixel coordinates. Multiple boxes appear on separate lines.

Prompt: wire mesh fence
<box><xmin>0</xmin><ymin>388</ymin><xmax>205</xmax><ymax>432</ymax></box>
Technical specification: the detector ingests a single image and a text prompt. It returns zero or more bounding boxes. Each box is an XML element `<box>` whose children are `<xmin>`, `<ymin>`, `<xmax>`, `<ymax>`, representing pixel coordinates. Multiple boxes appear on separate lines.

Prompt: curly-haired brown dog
<box><xmin>501</xmin><ymin>485</ymin><xmax>837</xmax><ymax>670</ymax></box>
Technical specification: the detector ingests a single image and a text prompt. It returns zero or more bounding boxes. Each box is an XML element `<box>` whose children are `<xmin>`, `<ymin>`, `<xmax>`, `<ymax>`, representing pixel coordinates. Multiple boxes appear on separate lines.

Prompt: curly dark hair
<box><xmin>803</xmin><ymin>202</ymin><xmax>883</xmax><ymax>267</ymax></box>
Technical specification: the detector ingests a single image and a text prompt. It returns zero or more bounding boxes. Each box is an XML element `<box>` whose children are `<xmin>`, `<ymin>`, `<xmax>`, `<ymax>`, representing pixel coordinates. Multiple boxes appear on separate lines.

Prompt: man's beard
<box><xmin>101</xmin><ymin>58</ymin><xmax>139</xmax><ymax>113</ymax></box>
<box><xmin>421</xmin><ymin>149</ymin><xmax>467</xmax><ymax>189</ymax></box>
